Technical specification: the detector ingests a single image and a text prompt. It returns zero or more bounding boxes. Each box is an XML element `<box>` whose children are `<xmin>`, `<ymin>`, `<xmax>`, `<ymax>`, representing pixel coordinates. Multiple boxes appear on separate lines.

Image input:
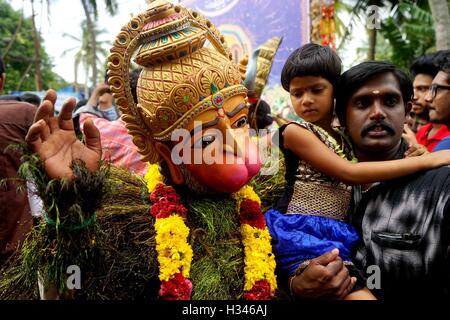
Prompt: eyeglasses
<box><xmin>429</xmin><ymin>83</ymin><xmax>450</xmax><ymax>100</ymax></box>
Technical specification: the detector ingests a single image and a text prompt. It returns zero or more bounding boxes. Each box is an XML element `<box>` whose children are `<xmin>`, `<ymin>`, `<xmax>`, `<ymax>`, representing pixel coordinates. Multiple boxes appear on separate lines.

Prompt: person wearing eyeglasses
<box><xmin>427</xmin><ymin>50</ymin><xmax>450</xmax><ymax>152</ymax></box>
<box><xmin>410</xmin><ymin>54</ymin><xmax>450</xmax><ymax>152</ymax></box>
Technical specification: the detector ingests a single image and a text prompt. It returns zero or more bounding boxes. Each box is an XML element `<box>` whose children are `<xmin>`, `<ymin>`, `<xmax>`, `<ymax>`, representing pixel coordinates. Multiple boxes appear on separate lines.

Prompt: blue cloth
<box><xmin>433</xmin><ymin>136</ymin><xmax>450</xmax><ymax>151</ymax></box>
<box><xmin>265</xmin><ymin>209</ymin><xmax>360</xmax><ymax>276</ymax></box>
<box><xmin>101</xmin><ymin>106</ymin><xmax>119</xmax><ymax>121</ymax></box>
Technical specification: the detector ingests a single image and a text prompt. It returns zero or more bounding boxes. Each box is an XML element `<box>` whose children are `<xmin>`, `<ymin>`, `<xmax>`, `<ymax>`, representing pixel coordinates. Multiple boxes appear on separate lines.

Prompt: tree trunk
<box><xmin>80</xmin><ymin>0</ymin><xmax>98</xmax><ymax>87</ymax></box>
<box><xmin>428</xmin><ymin>0</ymin><xmax>450</xmax><ymax>50</ymax></box>
<box><xmin>2</xmin><ymin>13</ymin><xmax>23</xmax><ymax>59</ymax></box>
<box><xmin>16</xmin><ymin>62</ymin><xmax>33</xmax><ymax>91</ymax></box>
<box><xmin>367</xmin><ymin>27</ymin><xmax>377</xmax><ymax>60</ymax></box>
<box><xmin>74</xmin><ymin>59</ymin><xmax>79</xmax><ymax>93</ymax></box>
<box><xmin>31</xmin><ymin>0</ymin><xmax>43</xmax><ymax>91</ymax></box>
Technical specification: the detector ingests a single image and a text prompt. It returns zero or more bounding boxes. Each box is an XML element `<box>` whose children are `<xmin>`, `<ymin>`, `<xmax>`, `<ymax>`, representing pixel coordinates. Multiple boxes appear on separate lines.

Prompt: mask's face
<box><xmin>170</xmin><ymin>95</ymin><xmax>261</xmax><ymax>193</ymax></box>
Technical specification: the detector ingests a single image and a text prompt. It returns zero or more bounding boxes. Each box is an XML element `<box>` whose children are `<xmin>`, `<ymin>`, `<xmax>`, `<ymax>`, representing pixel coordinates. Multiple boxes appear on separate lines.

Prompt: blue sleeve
<box><xmin>433</xmin><ymin>138</ymin><xmax>450</xmax><ymax>152</ymax></box>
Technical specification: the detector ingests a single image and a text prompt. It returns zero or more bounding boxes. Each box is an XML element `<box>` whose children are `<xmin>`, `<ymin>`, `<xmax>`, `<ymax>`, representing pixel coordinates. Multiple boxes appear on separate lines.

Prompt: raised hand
<box><xmin>402</xmin><ymin>123</ymin><xmax>418</xmax><ymax>145</ymax></box>
<box><xmin>25</xmin><ymin>90</ymin><xmax>102</xmax><ymax>180</ymax></box>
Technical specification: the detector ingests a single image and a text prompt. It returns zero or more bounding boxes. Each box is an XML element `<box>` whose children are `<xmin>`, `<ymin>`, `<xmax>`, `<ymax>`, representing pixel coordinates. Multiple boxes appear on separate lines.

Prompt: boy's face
<box><xmin>426</xmin><ymin>71</ymin><xmax>450</xmax><ymax>125</ymax></box>
<box><xmin>289</xmin><ymin>76</ymin><xmax>334</xmax><ymax>127</ymax></box>
<box><xmin>412</xmin><ymin>73</ymin><xmax>433</xmax><ymax>116</ymax></box>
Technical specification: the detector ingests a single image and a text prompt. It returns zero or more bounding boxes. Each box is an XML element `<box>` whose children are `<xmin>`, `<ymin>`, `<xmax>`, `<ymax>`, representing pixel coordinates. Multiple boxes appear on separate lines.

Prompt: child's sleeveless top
<box><xmin>265</xmin><ymin>121</ymin><xmax>361</xmax><ymax>277</ymax></box>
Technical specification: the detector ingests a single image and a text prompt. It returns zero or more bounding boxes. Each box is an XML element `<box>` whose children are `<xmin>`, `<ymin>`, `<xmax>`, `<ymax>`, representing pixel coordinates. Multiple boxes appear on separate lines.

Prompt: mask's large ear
<box><xmin>154</xmin><ymin>141</ymin><xmax>184</xmax><ymax>185</ymax></box>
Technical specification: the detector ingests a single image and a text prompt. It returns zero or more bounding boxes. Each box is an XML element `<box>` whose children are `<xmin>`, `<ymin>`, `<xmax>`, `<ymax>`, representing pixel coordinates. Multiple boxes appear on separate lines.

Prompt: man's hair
<box><xmin>0</xmin><ymin>55</ymin><xmax>5</xmax><ymax>75</ymax></box>
<box><xmin>434</xmin><ymin>50</ymin><xmax>450</xmax><ymax>83</ymax></box>
<box><xmin>280</xmin><ymin>43</ymin><xmax>342</xmax><ymax>92</ymax></box>
<box><xmin>20</xmin><ymin>93</ymin><xmax>41</xmax><ymax>107</ymax></box>
<box><xmin>410</xmin><ymin>54</ymin><xmax>439</xmax><ymax>78</ymax></box>
<box><xmin>335</xmin><ymin>61</ymin><xmax>413</xmax><ymax>125</ymax></box>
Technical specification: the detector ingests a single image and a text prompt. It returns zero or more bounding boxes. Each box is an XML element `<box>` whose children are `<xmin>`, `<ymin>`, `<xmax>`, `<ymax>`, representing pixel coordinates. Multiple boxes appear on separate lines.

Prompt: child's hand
<box><xmin>404</xmin><ymin>143</ymin><xmax>428</xmax><ymax>158</ymax></box>
<box><xmin>402</xmin><ymin>124</ymin><xmax>418</xmax><ymax>145</ymax></box>
<box><xmin>424</xmin><ymin>150</ymin><xmax>450</xmax><ymax>168</ymax></box>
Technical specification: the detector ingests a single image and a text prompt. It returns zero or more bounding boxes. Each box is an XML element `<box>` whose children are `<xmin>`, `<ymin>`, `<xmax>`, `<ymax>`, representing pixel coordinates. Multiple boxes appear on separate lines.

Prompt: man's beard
<box><xmin>415</xmin><ymin>108</ymin><xmax>430</xmax><ymax>121</ymax></box>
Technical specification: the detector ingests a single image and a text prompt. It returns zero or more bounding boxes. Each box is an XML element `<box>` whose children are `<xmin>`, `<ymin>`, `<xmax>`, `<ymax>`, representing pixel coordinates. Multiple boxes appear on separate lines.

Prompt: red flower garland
<box><xmin>243</xmin><ymin>280</ymin><xmax>272</xmax><ymax>300</ymax></box>
<box><xmin>239</xmin><ymin>199</ymin><xmax>266</xmax><ymax>230</ymax></box>
<box><xmin>239</xmin><ymin>199</ymin><xmax>276</xmax><ymax>300</ymax></box>
<box><xmin>149</xmin><ymin>184</ymin><xmax>187</xmax><ymax>219</ymax></box>
<box><xmin>149</xmin><ymin>182</ymin><xmax>276</xmax><ymax>300</ymax></box>
<box><xmin>149</xmin><ymin>183</ymin><xmax>192</xmax><ymax>299</ymax></box>
<box><xmin>150</xmin><ymin>183</ymin><xmax>179</xmax><ymax>203</ymax></box>
<box><xmin>159</xmin><ymin>272</ymin><xmax>193</xmax><ymax>300</ymax></box>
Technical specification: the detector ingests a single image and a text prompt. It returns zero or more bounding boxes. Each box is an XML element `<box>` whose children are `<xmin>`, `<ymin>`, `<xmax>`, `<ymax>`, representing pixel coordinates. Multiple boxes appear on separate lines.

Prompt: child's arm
<box><xmin>283</xmin><ymin>124</ymin><xmax>450</xmax><ymax>185</ymax></box>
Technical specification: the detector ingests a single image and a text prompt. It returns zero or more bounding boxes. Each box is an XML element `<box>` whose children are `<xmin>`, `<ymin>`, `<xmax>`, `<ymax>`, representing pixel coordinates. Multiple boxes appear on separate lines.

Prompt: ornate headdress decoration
<box><xmin>107</xmin><ymin>0</ymin><xmax>248</xmax><ymax>163</ymax></box>
<box><xmin>241</xmin><ymin>37</ymin><xmax>282</xmax><ymax>130</ymax></box>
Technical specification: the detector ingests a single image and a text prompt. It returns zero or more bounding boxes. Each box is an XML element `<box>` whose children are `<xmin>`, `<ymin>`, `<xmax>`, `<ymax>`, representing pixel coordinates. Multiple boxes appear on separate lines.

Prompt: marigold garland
<box><xmin>234</xmin><ymin>188</ymin><xmax>277</xmax><ymax>300</ymax></box>
<box><xmin>146</xmin><ymin>163</ymin><xmax>193</xmax><ymax>300</ymax></box>
<box><xmin>145</xmin><ymin>164</ymin><xmax>277</xmax><ymax>300</ymax></box>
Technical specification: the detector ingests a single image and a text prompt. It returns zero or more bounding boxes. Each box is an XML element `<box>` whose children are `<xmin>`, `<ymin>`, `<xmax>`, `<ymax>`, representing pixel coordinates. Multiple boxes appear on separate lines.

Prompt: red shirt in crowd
<box><xmin>415</xmin><ymin>123</ymin><xmax>450</xmax><ymax>152</ymax></box>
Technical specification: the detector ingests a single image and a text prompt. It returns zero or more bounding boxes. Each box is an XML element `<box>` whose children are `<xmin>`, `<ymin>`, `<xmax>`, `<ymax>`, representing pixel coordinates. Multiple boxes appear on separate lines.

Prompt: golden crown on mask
<box><xmin>107</xmin><ymin>0</ymin><xmax>248</xmax><ymax>164</ymax></box>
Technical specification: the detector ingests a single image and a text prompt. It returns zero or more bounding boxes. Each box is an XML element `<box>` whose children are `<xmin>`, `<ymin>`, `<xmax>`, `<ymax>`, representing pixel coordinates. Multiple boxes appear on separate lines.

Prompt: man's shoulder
<box><xmin>0</xmin><ymin>99</ymin><xmax>37</xmax><ymax>125</ymax></box>
<box><xmin>0</xmin><ymin>99</ymin><xmax>36</xmax><ymax>113</ymax></box>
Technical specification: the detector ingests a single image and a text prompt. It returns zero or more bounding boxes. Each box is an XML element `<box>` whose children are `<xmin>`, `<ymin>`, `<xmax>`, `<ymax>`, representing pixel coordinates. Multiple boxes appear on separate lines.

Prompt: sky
<box><xmin>9</xmin><ymin>0</ymin><xmax>368</xmax><ymax>86</ymax></box>
<box><xmin>10</xmin><ymin>0</ymin><xmax>149</xmax><ymax>84</ymax></box>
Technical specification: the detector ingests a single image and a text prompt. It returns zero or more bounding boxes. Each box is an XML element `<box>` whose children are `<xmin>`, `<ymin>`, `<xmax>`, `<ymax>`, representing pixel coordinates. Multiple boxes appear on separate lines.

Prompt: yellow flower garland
<box><xmin>234</xmin><ymin>186</ymin><xmax>277</xmax><ymax>294</ymax></box>
<box><xmin>145</xmin><ymin>163</ymin><xmax>277</xmax><ymax>298</ymax></box>
<box><xmin>155</xmin><ymin>215</ymin><xmax>193</xmax><ymax>281</ymax></box>
<box><xmin>145</xmin><ymin>164</ymin><xmax>193</xmax><ymax>284</ymax></box>
<box><xmin>240</xmin><ymin>224</ymin><xmax>277</xmax><ymax>291</ymax></box>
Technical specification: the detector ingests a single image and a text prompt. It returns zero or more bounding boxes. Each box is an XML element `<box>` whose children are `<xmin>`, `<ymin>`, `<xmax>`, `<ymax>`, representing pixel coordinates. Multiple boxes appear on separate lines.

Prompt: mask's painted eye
<box><xmin>234</xmin><ymin>116</ymin><xmax>248</xmax><ymax>128</ymax></box>
<box><xmin>193</xmin><ymin>135</ymin><xmax>216</xmax><ymax>149</ymax></box>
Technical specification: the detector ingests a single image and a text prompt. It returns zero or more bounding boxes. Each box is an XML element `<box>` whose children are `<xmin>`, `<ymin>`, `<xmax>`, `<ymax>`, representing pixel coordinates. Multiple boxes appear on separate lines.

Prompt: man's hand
<box><xmin>87</xmin><ymin>83</ymin><xmax>111</xmax><ymax>107</ymax></box>
<box><xmin>25</xmin><ymin>89</ymin><xmax>102</xmax><ymax>180</ymax></box>
<box><xmin>290</xmin><ymin>249</ymin><xmax>356</xmax><ymax>300</ymax></box>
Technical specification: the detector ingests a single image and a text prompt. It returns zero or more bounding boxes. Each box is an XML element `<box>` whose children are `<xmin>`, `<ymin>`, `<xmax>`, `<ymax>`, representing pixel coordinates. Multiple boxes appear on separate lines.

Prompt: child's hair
<box><xmin>280</xmin><ymin>43</ymin><xmax>342</xmax><ymax>92</ymax></box>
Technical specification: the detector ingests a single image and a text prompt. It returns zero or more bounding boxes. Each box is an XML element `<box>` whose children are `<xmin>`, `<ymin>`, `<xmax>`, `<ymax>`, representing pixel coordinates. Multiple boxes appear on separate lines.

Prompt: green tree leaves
<box><xmin>0</xmin><ymin>0</ymin><xmax>66</xmax><ymax>93</ymax></box>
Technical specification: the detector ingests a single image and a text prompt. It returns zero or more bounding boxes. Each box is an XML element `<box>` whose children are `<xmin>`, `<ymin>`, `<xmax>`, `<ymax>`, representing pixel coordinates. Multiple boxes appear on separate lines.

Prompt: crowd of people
<box><xmin>0</xmin><ymin>0</ymin><xmax>449</xmax><ymax>301</ymax></box>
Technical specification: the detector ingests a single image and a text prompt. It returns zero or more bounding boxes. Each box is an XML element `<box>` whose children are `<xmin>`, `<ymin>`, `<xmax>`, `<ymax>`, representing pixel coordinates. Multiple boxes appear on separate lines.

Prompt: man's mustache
<box><xmin>361</xmin><ymin>121</ymin><xmax>396</xmax><ymax>136</ymax></box>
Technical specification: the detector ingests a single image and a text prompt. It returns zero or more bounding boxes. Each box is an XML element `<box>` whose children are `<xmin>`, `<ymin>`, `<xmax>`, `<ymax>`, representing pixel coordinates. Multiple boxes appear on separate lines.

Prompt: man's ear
<box><xmin>405</xmin><ymin>101</ymin><xmax>413</xmax><ymax>115</ymax></box>
<box><xmin>154</xmin><ymin>141</ymin><xmax>184</xmax><ymax>185</ymax></box>
<box><xmin>0</xmin><ymin>73</ymin><xmax>5</xmax><ymax>93</ymax></box>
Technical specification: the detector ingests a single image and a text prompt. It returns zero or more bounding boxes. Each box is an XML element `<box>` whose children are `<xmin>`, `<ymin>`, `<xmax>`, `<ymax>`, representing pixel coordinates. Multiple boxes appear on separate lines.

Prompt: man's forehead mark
<box><xmin>353</xmin><ymin>86</ymin><xmax>401</xmax><ymax>99</ymax></box>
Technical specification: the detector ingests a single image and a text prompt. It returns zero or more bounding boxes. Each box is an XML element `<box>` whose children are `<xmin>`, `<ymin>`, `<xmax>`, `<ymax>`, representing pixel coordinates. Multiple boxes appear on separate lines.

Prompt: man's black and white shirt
<box><xmin>351</xmin><ymin>141</ymin><xmax>450</xmax><ymax>299</ymax></box>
